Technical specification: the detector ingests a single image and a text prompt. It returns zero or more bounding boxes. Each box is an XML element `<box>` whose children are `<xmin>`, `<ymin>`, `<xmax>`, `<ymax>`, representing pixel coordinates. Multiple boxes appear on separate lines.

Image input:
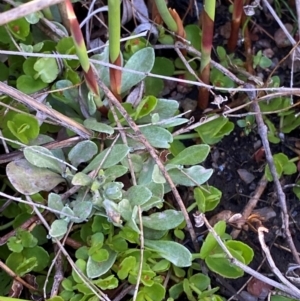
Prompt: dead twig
<box><xmin>0</xmin><ymin>82</ymin><xmax>92</xmax><ymax>139</ymax></box>
<box><xmin>258</xmin><ymin>227</ymin><xmax>300</xmax><ymax>294</ymax></box>
<box><xmin>0</xmin><ymin>0</ymin><xmax>65</xmax><ymax>26</ymax></box>
<box><xmin>251</xmin><ymin>94</ymin><xmax>300</xmax><ymax>265</ymax></box>
<box><xmin>0</xmin><ymin>260</ymin><xmax>38</xmax><ymax>291</ymax></box>
<box><xmin>231</xmin><ymin>175</ymin><xmax>268</xmax><ymax>239</ymax></box>
<box><xmin>133</xmin><ymin>207</ymin><xmax>144</xmax><ymax>301</ymax></box>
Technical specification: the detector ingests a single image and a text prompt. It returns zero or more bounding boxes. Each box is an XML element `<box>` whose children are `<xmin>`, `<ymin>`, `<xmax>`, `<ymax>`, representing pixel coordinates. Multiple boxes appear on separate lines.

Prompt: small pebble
<box><xmin>274</xmin><ymin>23</ymin><xmax>293</xmax><ymax>48</ymax></box>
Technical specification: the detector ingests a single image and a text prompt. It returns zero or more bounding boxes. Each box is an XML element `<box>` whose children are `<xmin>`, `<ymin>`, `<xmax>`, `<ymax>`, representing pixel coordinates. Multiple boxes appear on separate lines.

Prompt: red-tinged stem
<box><xmin>228</xmin><ymin>0</ymin><xmax>244</xmax><ymax>52</ymax></box>
<box><xmin>109</xmin><ymin>54</ymin><xmax>122</xmax><ymax>101</ymax></box>
<box><xmin>198</xmin><ymin>9</ymin><xmax>214</xmax><ymax>109</ymax></box>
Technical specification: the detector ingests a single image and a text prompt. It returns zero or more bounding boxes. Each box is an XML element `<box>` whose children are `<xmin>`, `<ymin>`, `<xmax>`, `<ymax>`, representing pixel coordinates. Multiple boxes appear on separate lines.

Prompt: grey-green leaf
<box><xmin>84</xmin><ymin>118</ymin><xmax>114</xmax><ymax>135</ymax></box>
<box><xmin>83</xmin><ymin>145</ymin><xmax>130</xmax><ymax>173</ymax></box>
<box><xmin>121</xmin><ymin>47</ymin><xmax>155</xmax><ymax>93</ymax></box>
<box><xmin>72</xmin><ymin>201</ymin><xmax>93</xmax><ymax>223</ymax></box>
<box><xmin>49</xmin><ymin>219</ymin><xmax>68</xmax><ymax>238</ymax></box>
<box><xmin>68</xmin><ymin>141</ymin><xmax>98</xmax><ymax>168</ymax></box>
<box><xmin>168</xmin><ymin>145</ymin><xmax>210</xmax><ymax>165</ymax></box>
<box><xmin>142</xmin><ymin>210</ymin><xmax>184</xmax><ymax>230</ymax></box>
<box><xmin>87</xmin><ymin>246</ymin><xmax>117</xmax><ymax>278</ymax></box>
<box><xmin>125</xmin><ymin>185</ymin><xmax>152</xmax><ymax>206</ymax></box>
<box><xmin>144</xmin><ymin>239</ymin><xmax>192</xmax><ymax>267</ymax></box>
<box><xmin>140</xmin><ymin>126</ymin><xmax>173</xmax><ymax>148</ymax></box>
<box><xmin>6</xmin><ymin>159</ymin><xmax>64</xmax><ymax>195</ymax></box>
<box><xmin>167</xmin><ymin>165</ymin><xmax>213</xmax><ymax>186</ymax></box>
<box><xmin>48</xmin><ymin>193</ymin><xmax>64</xmax><ymax>213</ymax></box>
<box><xmin>24</xmin><ymin>146</ymin><xmax>63</xmax><ymax>174</ymax></box>
<box><xmin>72</xmin><ymin>172</ymin><xmax>92</xmax><ymax>186</ymax></box>
<box><xmin>138</xmin><ymin>98</ymin><xmax>179</xmax><ymax>123</ymax></box>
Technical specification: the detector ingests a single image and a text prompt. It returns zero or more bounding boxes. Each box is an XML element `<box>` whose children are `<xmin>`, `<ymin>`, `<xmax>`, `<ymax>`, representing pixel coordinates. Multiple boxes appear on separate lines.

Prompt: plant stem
<box><xmin>198</xmin><ymin>0</ymin><xmax>215</xmax><ymax>109</ymax></box>
<box><xmin>154</xmin><ymin>0</ymin><xmax>177</xmax><ymax>32</ymax></box>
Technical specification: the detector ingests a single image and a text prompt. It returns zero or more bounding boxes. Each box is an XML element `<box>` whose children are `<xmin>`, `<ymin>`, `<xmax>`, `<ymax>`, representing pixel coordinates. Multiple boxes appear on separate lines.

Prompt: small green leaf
<box><xmin>265</xmin><ymin>153</ymin><xmax>296</xmax><ymax>181</ymax></box>
<box><xmin>189</xmin><ymin>273</ymin><xmax>210</xmax><ymax>291</ymax></box>
<box><xmin>185</xmin><ymin>24</ymin><xmax>201</xmax><ymax>51</ymax></box>
<box><xmin>8</xmin><ymin>18</ymin><xmax>30</xmax><ymax>40</ymax></box>
<box><xmin>194</xmin><ymin>186</ymin><xmax>222</xmax><ymax>213</ymax></box>
<box><xmin>205</xmin><ymin>245</ymin><xmax>245</xmax><ymax>279</ymax></box>
<box><xmin>152</xmin><ymin>164</ymin><xmax>166</xmax><ymax>184</ymax></box>
<box><xmin>87</xmin><ymin>246</ymin><xmax>117</xmax><ymax>278</ymax></box>
<box><xmin>48</xmin><ymin>193</ymin><xmax>64</xmax><ymax>213</ymax></box>
<box><xmin>142</xmin><ymin>210</ymin><xmax>184</xmax><ymax>230</ymax></box>
<box><xmin>199</xmin><ymin>221</ymin><xmax>226</xmax><ymax>259</ymax></box>
<box><xmin>83</xmin><ymin>118</ymin><xmax>114</xmax><ymax>135</ymax></box>
<box><xmin>25</xmin><ymin>11</ymin><xmax>43</xmax><ymax>24</ymax></box>
<box><xmin>16</xmin><ymin>257</ymin><xmax>38</xmax><ymax>276</ymax></box>
<box><xmin>68</xmin><ymin>140</ymin><xmax>98</xmax><ymax>168</ymax></box>
<box><xmin>125</xmin><ymin>185</ymin><xmax>152</xmax><ymax>206</ymax></box>
<box><xmin>117</xmin><ymin>256</ymin><xmax>136</xmax><ymax>280</ymax></box>
<box><xmin>135</xmin><ymin>95</ymin><xmax>158</xmax><ymax>120</ymax></box>
<box><xmin>167</xmin><ymin>165</ymin><xmax>213</xmax><ymax>186</ymax></box>
<box><xmin>93</xmin><ymin>275</ymin><xmax>118</xmax><ymax>290</ymax></box>
<box><xmin>7</xmin><ymin>237</ymin><xmax>23</xmax><ymax>253</ymax></box>
<box><xmin>83</xmin><ymin>144</ymin><xmax>130</xmax><ymax>173</ymax></box>
<box><xmin>138</xmin><ymin>283</ymin><xmax>165</xmax><ymax>301</ymax></box>
<box><xmin>22</xmin><ymin>246</ymin><xmax>49</xmax><ymax>272</ymax></box>
<box><xmin>34</xmin><ymin>57</ymin><xmax>59</xmax><ymax>83</ymax></box>
<box><xmin>16</xmin><ymin>75</ymin><xmax>48</xmax><ymax>94</ymax></box>
<box><xmin>121</xmin><ymin>47</ymin><xmax>155</xmax><ymax>93</ymax></box>
<box><xmin>140</xmin><ymin>126</ymin><xmax>173</xmax><ymax>148</ymax></box>
<box><xmin>144</xmin><ymin>239</ymin><xmax>192</xmax><ymax>267</ymax></box>
<box><xmin>144</xmin><ymin>57</ymin><xmax>174</xmax><ymax>96</ymax></box>
<box><xmin>7</xmin><ymin>113</ymin><xmax>39</xmax><ymax>144</ymax></box>
<box><xmin>24</xmin><ymin>146</ymin><xmax>63</xmax><ymax>174</ymax></box>
<box><xmin>195</xmin><ymin>117</ymin><xmax>234</xmax><ymax>145</ymax></box>
<box><xmin>91</xmin><ymin>248</ymin><xmax>109</xmax><ymax>263</ymax></box>
<box><xmin>19</xmin><ymin>230</ymin><xmax>38</xmax><ymax>248</ymax></box>
<box><xmin>105</xmin><ymin>165</ymin><xmax>128</xmax><ymax>179</ymax></box>
<box><xmin>49</xmin><ymin>219</ymin><xmax>68</xmax><ymax>238</ymax></box>
<box><xmin>225</xmin><ymin>240</ymin><xmax>254</xmax><ymax>265</ymax></box>
<box><xmin>138</xmin><ymin>98</ymin><xmax>179</xmax><ymax>123</ymax></box>
<box><xmin>168</xmin><ymin>144</ymin><xmax>210</xmax><ymax>165</ymax></box>
<box><xmin>72</xmin><ymin>172</ymin><xmax>92</xmax><ymax>186</ymax></box>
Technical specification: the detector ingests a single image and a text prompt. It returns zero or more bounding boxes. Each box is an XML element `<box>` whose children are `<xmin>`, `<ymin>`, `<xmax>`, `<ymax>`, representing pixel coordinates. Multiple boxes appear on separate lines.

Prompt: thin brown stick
<box><xmin>133</xmin><ymin>207</ymin><xmax>144</xmax><ymax>301</ymax></box>
<box><xmin>252</xmin><ymin>95</ymin><xmax>300</xmax><ymax>265</ymax></box>
<box><xmin>258</xmin><ymin>227</ymin><xmax>300</xmax><ymax>293</ymax></box>
<box><xmin>97</xmin><ymin>78</ymin><xmax>199</xmax><ymax>252</ymax></box>
<box><xmin>231</xmin><ymin>176</ymin><xmax>268</xmax><ymax>239</ymax></box>
<box><xmin>0</xmin><ymin>260</ymin><xmax>38</xmax><ymax>291</ymax></box>
<box><xmin>0</xmin><ymin>0</ymin><xmax>65</xmax><ymax>25</ymax></box>
<box><xmin>0</xmin><ymin>82</ymin><xmax>92</xmax><ymax>139</ymax></box>
<box><xmin>0</xmin><ymin>215</ymin><xmax>40</xmax><ymax>246</ymax></box>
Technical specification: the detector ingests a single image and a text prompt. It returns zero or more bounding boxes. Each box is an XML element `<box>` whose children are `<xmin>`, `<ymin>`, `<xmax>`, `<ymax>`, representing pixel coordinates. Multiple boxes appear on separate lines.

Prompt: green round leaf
<box><xmin>6</xmin><ymin>113</ymin><xmax>39</xmax><ymax>144</ymax></box>
<box><xmin>225</xmin><ymin>240</ymin><xmax>254</xmax><ymax>265</ymax></box>
<box><xmin>199</xmin><ymin>221</ymin><xmax>226</xmax><ymax>259</ymax></box>
<box><xmin>8</xmin><ymin>18</ymin><xmax>30</xmax><ymax>40</ymax></box>
<box><xmin>34</xmin><ymin>57</ymin><xmax>59</xmax><ymax>83</ymax></box>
